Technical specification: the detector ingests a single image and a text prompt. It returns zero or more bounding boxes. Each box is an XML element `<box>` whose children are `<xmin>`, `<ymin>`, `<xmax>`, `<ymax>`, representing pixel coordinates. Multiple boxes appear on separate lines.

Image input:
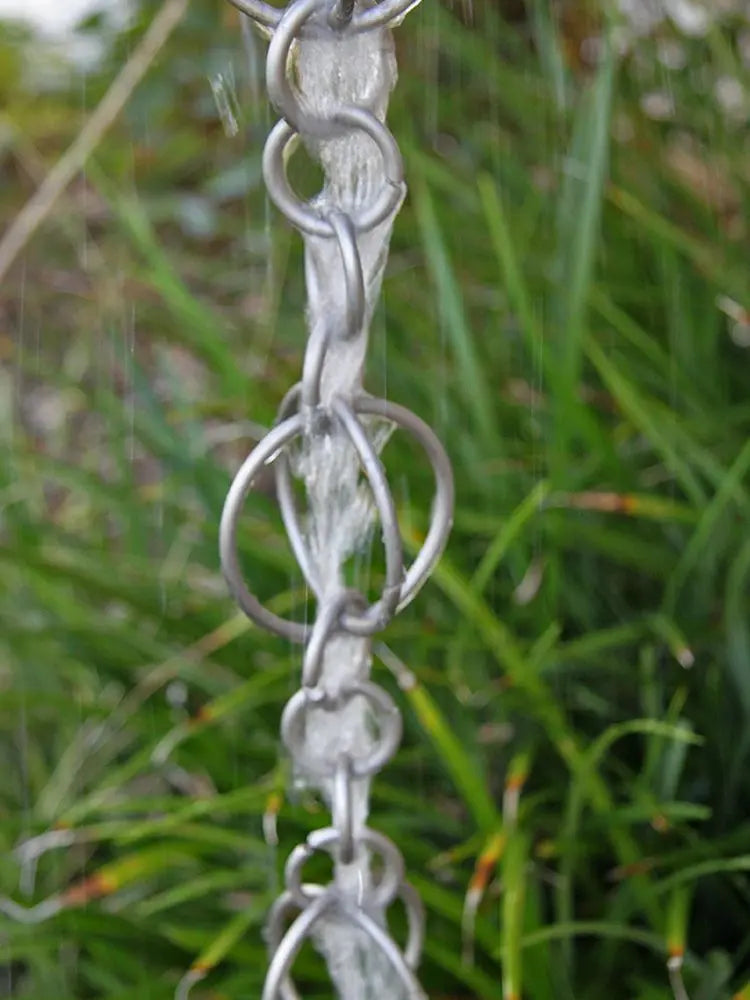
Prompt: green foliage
<box><xmin>1</xmin><ymin>1</ymin><xmax>749</xmax><ymax>998</ymax></box>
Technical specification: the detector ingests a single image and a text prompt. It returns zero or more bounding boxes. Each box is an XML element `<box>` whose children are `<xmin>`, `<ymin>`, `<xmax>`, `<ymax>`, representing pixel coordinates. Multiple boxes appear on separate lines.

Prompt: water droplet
<box><xmin>210</xmin><ymin>71</ymin><xmax>240</xmax><ymax>138</ymax></box>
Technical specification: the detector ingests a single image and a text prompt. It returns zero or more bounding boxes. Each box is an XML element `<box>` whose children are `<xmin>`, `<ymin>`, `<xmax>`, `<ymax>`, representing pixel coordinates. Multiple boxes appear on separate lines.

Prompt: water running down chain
<box><xmin>218</xmin><ymin>0</ymin><xmax>454</xmax><ymax>996</ymax></box>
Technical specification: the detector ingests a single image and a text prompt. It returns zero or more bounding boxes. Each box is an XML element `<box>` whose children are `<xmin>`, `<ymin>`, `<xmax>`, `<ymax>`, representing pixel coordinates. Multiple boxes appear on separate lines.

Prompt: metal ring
<box><xmin>353</xmin><ymin>395</ymin><xmax>454</xmax><ymax>614</ymax></box>
<box><xmin>332</xmin><ymin>754</ymin><xmax>355</xmax><ymax>863</ymax></box>
<box><xmin>302</xmin><ymin>590</ymin><xmax>367</xmax><ymax>687</ymax></box>
<box><xmin>263</xmin><ymin>885</ymin><xmax>426</xmax><ymax>1000</ymax></box>
<box><xmin>274</xmin><ymin>392</ymin><xmax>405</xmax><ymax>636</ymax></box>
<box><xmin>220</xmin><ymin>412</ymin><xmax>311</xmax><ymax>643</ymax></box>
<box><xmin>221</xmin><ymin>395</ymin><xmax>407</xmax><ymax>639</ymax></box>
<box><xmin>299</xmin><ymin>212</ymin><xmax>367</xmax><ymax>397</ymax></box>
<box><xmin>264</xmin><ymin>888</ymin><xmax>330</xmax><ymax>1000</ymax></box>
<box><xmin>263</xmin><ymin>113</ymin><xmax>404</xmax><ymax>238</ymax></box>
<box><xmin>280</xmin><ymin>680</ymin><xmax>402</xmax><ymax>778</ymax></box>
<box><xmin>285</xmin><ymin>825</ymin><xmax>404</xmax><ymax>909</ymax></box>
<box><xmin>230</xmin><ymin>0</ymin><xmax>424</xmax><ymax>33</ymax></box>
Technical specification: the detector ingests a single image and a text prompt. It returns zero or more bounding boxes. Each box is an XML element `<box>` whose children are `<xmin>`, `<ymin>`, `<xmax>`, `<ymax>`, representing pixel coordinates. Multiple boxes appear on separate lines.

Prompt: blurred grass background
<box><xmin>1</xmin><ymin>0</ymin><xmax>749</xmax><ymax>997</ymax></box>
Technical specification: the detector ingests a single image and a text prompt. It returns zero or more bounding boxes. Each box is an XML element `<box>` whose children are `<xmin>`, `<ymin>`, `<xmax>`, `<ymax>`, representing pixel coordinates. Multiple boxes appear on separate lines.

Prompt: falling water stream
<box><xmin>286</xmin><ymin>11</ymin><xmax>409</xmax><ymax>997</ymax></box>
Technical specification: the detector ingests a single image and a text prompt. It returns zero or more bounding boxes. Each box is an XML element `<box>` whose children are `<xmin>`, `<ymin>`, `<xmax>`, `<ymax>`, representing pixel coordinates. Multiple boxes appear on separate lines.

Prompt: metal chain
<box><xmin>220</xmin><ymin>1</ymin><xmax>454</xmax><ymax>997</ymax></box>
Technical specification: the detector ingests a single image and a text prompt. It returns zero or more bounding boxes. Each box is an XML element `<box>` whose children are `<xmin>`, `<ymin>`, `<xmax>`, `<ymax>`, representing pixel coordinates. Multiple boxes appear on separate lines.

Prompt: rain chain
<box><xmin>220</xmin><ymin>0</ymin><xmax>453</xmax><ymax>996</ymax></box>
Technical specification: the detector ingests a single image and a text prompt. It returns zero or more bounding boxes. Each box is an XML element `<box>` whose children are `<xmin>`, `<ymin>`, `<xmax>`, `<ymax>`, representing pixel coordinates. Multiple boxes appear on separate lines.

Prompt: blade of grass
<box><xmin>376</xmin><ymin>643</ymin><xmax>500</xmax><ymax>833</ymax></box>
<box><xmin>664</xmin><ymin>434</ymin><xmax>750</xmax><ymax>614</ymax></box>
<box><xmin>412</xmin><ymin>176</ymin><xmax>498</xmax><ymax>451</ymax></box>
<box><xmin>501</xmin><ymin>831</ymin><xmax>528</xmax><ymax>1000</ymax></box>
<box><xmin>585</xmin><ymin>336</ymin><xmax>706</xmax><ymax>505</ymax></box>
<box><xmin>470</xmin><ymin>479</ymin><xmax>550</xmax><ymax>595</ymax></box>
<box><xmin>551</xmin><ymin>37</ymin><xmax>614</xmax><ymax>476</ymax></box>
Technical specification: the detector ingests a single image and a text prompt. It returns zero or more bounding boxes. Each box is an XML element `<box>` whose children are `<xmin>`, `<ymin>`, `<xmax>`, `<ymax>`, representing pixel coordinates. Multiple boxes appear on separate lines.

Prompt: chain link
<box><xmin>228</xmin><ymin>0</ymin><xmax>423</xmax><ymax>32</ymax></box>
<box><xmin>220</xmin><ymin>1</ymin><xmax>453</xmax><ymax>996</ymax></box>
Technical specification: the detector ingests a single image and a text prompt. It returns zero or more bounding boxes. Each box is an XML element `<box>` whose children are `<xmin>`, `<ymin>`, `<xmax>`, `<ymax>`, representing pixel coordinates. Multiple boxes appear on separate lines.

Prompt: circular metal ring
<box><xmin>273</xmin><ymin>392</ymin><xmax>404</xmax><ymax>636</ymax></box>
<box><xmin>285</xmin><ymin>825</ymin><xmax>404</xmax><ymax>909</ymax></box>
<box><xmin>221</xmin><ymin>396</ymin><xmax>409</xmax><ymax>640</ymax></box>
<box><xmin>280</xmin><ymin>680</ymin><xmax>402</xmax><ymax>779</ymax></box>
<box><xmin>263</xmin><ymin>884</ymin><xmax>426</xmax><ymax>1000</ymax></box>
<box><xmin>302</xmin><ymin>590</ymin><xmax>367</xmax><ymax>687</ymax></box>
<box><xmin>219</xmin><ymin>412</ymin><xmax>310</xmax><ymax>643</ymax></box>
<box><xmin>263</xmin><ymin>113</ymin><xmax>404</xmax><ymax>238</ymax></box>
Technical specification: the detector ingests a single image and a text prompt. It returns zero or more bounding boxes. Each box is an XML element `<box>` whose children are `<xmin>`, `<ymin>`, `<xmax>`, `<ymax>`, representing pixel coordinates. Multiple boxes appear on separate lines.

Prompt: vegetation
<box><xmin>1</xmin><ymin>1</ymin><xmax>749</xmax><ymax>997</ymax></box>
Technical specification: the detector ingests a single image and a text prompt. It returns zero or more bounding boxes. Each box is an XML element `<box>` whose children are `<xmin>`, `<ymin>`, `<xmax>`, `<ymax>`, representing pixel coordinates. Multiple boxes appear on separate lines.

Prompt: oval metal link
<box><xmin>299</xmin><ymin>215</ymin><xmax>365</xmax><ymax>359</ymax></box>
<box><xmin>280</xmin><ymin>680</ymin><xmax>402</xmax><ymax>778</ymax></box>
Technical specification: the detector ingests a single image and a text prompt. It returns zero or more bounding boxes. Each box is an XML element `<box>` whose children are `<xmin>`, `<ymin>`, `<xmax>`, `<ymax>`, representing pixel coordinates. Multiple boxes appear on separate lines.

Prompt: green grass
<box><xmin>1</xmin><ymin>1</ymin><xmax>750</xmax><ymax>998</ymax></box>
